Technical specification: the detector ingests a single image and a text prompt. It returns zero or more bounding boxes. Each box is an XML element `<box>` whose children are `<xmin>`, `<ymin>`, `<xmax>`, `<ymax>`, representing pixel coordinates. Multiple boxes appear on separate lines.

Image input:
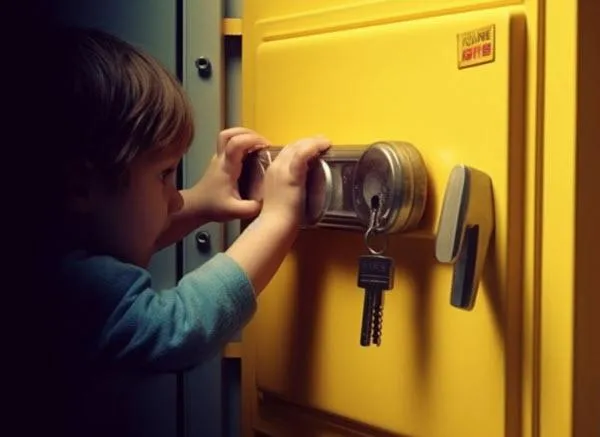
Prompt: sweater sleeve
<box><xmin>59</xmin><ymin>252</ymin><xmax>256</xmax><ymax>372</ymax></box>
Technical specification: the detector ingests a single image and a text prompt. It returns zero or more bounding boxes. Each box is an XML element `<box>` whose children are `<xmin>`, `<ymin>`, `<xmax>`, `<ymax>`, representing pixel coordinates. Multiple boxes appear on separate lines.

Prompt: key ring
<box><xmin>364</xmin><ymin>207</ymin><xmax>388</xmax><ymax>255</ymax></box>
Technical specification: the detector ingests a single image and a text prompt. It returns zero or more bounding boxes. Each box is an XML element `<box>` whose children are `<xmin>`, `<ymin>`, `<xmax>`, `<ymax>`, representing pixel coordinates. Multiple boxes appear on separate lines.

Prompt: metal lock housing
<box><xmin>239</xmin><ymin>141</ymin><xmax>428</xmax><ymax>233</ymax></box>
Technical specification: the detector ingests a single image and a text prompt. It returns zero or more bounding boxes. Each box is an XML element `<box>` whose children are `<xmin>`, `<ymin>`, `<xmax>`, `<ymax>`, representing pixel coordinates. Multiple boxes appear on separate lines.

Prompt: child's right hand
<box><xmin>226</xmin><ymin>136</ymin><xmax>331</xmax><ymax>295</ymax></box>
<box><xmin>259</xmin><ymin>137</ymin><xmax>331</xmax><ymax>227</ymax></box>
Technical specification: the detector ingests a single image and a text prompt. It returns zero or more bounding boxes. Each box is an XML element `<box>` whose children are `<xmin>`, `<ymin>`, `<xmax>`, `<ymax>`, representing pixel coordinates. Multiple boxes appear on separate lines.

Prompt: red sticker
<box><xmin>457</xmin><ymin>25</ymin><xmax>495</xmax><ymax>69</ymax></box>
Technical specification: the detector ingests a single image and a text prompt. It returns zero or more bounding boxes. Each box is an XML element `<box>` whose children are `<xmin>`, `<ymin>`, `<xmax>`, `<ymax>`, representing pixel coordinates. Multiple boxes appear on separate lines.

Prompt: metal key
<box><xmin>357</xmin><ymin>253</ymin><xmax>394</xmax><ymax>346</ymax></box>
<box><xmin>357</xmin><ymin>195</ymin><xmax>395</xmax><ymax>347</ymax></box>
<box><xmin>359</xmin><ymin>281</ymin><xmax>375</xmax><ymax>346</ymax></box>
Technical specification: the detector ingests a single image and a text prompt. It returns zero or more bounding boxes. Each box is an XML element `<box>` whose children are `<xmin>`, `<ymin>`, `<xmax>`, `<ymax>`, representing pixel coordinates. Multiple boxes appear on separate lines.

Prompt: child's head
<box><xmin>32</xmin><ymin>26</ymin><xmax>194</xmax><ymax>265</ymax></box>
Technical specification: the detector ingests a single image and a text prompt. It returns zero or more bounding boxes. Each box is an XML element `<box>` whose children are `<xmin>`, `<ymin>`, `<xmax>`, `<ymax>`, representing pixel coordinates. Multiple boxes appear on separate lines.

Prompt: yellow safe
<box><xmin>238</xmin><ymin>1</ymin><xmax>599</xmax><ymax>436</ymax></box>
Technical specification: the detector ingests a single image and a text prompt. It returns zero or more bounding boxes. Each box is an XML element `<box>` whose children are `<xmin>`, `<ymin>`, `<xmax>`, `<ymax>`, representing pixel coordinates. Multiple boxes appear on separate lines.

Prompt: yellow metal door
<box><xmin>241</xmin><ymin>2</ymin><xmax>526</xmax><ymax>436</ymax></box>
<box><xmin>240</xmin><ymin>1</ymin><xmax>600</xmax><ymax>436</ymax></box>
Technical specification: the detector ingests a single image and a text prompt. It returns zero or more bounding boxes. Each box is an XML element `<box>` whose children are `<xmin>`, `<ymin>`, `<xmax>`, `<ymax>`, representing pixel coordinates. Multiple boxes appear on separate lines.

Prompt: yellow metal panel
<box><xmin>241</xmin><ymin>1</ymin><xmax>599</xmax><ymax>436</ymax></box>
<box><xmin>247</xmin><ymin>5</ymin><xmax>526</xmax><ymax>435</ymax></box>
<box><xmin>242</xmin><ymin>1</ymin><xmax>522</xmax><ymax>133</ymax></box>
<box><xmin>223</xmin><ymin>18</ymin><xmax>243</xmax><ymax>36</ymax></box>
<box><xmin>247</xmin><ymin>0</ymin><xmax>520</xmax><ymax>23</ymax></box>
<box><xmin>540</xmin><ymin>0</ymin><xmax>576</xmax><ymax>434</ymax></box>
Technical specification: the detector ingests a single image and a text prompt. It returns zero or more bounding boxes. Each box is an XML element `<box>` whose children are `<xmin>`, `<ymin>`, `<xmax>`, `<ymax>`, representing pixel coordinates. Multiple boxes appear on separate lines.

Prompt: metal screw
<box><xmin>195</xmin><ymin>57</ymin><xmax>212</xmax><ymax>79</ymax></box>
<box><xmin>195</xmin><ymin>231</ymin><xmax>211</xmax><ymax>253</ymax></box>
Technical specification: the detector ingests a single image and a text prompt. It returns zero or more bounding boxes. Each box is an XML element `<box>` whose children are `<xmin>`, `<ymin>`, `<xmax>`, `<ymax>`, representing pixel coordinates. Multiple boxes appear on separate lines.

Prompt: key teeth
<box><xmin>372</xmin><ymin>304</ymin><xmax>384</xmax><ymax>346</ymax></box>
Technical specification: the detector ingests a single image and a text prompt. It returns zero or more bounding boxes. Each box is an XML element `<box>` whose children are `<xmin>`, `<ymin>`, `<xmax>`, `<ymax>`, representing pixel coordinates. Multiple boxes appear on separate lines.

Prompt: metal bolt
<box><xmin>195</xmin><ymin>231</ymin><xmax>211</xmax><ymax>253</ymax></box>
<box><xmin>195</xmin><ymin>57</ymin><xmax>212</xmax><ymax>79</ymax></box>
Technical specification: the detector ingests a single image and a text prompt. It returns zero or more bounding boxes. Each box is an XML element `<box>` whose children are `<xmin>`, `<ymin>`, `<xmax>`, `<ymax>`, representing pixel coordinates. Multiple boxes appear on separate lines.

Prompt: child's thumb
<box><xmin>233</xmin><ymin>199</ymin><xmax>262</xmax><ymax>218</ymax></box>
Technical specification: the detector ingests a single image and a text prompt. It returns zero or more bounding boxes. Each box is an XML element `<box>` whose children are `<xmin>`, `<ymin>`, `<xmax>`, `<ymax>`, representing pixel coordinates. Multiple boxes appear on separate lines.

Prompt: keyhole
<box><xmin>370</xmin><ymin>194</ymin><xmax>387</xmax><ymax>231</ymax></box>
<box><xmin>365</xmin><ymin>193</ymin><xmax>387</xmax><ymax>252</ymax></box>
<box><xmin>370</xmin><ymin>194</ymin><xmax>381</xmax><ymax>228</ymax></box>
<box><xmin>371</xmin><ymin>194</ymin><xmax>380</xmax><ymax>211</ymax></box>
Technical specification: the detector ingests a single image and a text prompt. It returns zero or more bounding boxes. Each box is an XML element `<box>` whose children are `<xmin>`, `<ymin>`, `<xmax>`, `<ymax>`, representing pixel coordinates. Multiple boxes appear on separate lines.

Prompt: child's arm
<box><xmin>63</xmin><ymin>137</ymin><xmax>330</xmax><ymax>372</ymax></box>
<box><xmin>225</xmin><ymin>138</ymin><xmax>332</xmax><ymax>294</ymax></box>
<box><xmin>60</xmin><ymin>251</ymin><xmax>255</xmax><ymax>372</ymax></box>
<box><xmin>152</xmin><ymin>188</ymin><xmax>213</xmax><ymax>249</ymax></box>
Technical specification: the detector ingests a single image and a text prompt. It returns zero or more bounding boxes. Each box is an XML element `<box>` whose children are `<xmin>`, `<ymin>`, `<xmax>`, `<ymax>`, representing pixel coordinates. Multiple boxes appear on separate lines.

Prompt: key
<box><xmin>357</xmin><ymin>193</ymin><xmax>394</xmax><ymax>346</ymax></box>
<box><xmin>359</xmin><ymin>284</ymin><xmax>375</xmax><ymax>346</ymax></box>
<box><xmin>371</xmin><ymin>281</ymin><xmax>385</xmax><ymax>346</ymax></box>
<box><xmin>357</xmin><ymin>253</ymin><xmax>394</xmax><ymax>346</ymax></box>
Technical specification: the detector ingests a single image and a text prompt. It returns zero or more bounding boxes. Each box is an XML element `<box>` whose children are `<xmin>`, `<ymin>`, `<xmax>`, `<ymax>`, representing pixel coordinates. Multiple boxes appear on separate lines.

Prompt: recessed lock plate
<box><xmin>239</xmin><ymin>141</ymin><xmax>428</xmax><ymax>233</ymax></box>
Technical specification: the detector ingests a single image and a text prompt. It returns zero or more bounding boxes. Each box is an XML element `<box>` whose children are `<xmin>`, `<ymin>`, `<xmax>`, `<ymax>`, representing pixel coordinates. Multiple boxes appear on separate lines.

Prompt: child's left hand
<box><xmin>189</xmin><ymin>127</ymin><xmax>270</xmax><ymax>223</ymax></box>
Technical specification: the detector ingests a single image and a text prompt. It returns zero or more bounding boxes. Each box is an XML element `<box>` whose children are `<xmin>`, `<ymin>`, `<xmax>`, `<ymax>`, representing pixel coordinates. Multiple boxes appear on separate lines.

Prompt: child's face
<box><xmin>88</xmin><ymin>145</ymin><xmax>185</xmax><ymax>267</ymax></box>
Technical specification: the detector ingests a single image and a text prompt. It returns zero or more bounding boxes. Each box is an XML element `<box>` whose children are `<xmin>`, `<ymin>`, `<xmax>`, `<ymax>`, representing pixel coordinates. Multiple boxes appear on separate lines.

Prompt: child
<box><xmin>19</xmin><ymin>26</ymin><xmax>330</xmax><ymax>435</ymax></box>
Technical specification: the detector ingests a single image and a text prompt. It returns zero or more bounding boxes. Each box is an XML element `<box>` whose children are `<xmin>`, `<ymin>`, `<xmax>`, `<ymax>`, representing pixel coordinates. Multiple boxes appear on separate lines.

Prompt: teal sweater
<box><xmin>55</xmin><ymin>251</ymin><xmax>256</xmax><ymax>372</ymax></box>
<box><xmin>44</xmin><ymin>251</ymin><xmax>256</xmax><ymax>435</ymax></box>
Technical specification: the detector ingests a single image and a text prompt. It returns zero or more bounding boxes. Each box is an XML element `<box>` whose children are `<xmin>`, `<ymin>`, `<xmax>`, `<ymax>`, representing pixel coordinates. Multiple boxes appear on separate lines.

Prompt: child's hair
<box><xmin>35</xmin><ymin>26</ymin><xmax>194</xmax><ymax>198</ymax></box>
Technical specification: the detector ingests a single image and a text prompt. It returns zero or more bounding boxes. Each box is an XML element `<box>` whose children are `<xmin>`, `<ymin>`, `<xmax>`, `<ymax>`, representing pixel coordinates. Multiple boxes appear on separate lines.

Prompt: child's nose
<box><xmin>169</xmin><ymin>190</ymin><xmax>184</xmax><ymax>214</ymax></box>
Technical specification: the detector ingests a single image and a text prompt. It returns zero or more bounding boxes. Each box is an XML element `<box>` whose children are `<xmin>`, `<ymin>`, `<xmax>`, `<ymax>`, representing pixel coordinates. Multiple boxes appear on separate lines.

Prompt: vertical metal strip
<box><xmin>222</xmin><ymin>2</ymin><xmax>244</xmax><ymax>436</ymax></box>
<box><xmin>176</xmin><ymin>1</ymin><xmax>186</xmax><ymax>435</ymax></box>
<box><xmin>223</xmin><ymin>40</ymin><xmax>243</xmax><ymax>252</ymax></box>
<box><xmin>532</xmin><ymin>0</ymin><xmax>546</xmax><ymax>435</ymax></box>
<box><xmin>222</xmin><ymin>17</ymin><xmax>244</xmax><ymax>437</ymax></box>
<box><xmin>181</xmin><ymin>0</ymin><xmax>225</xmax><ymax>436</ymax></box>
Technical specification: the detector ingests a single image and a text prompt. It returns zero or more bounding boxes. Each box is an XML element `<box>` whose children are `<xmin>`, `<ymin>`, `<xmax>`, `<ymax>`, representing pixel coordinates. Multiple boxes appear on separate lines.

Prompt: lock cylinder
<box><xmin>352</xmin><ymin>141</ymin><xmax>428</xmax><ymax>233</ymax></box>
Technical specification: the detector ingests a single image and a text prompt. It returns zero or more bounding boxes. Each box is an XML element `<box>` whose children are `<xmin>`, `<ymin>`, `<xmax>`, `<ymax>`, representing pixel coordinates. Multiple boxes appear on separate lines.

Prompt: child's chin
<box><xmin>129</xmin><ymin>250</ymin><xmax>152</xmax><ymax>268</ymax></box>
<box><xmin>139</xmin><ymin>254</ymin><xmax>153</xmax><ymax>268</ymax></box>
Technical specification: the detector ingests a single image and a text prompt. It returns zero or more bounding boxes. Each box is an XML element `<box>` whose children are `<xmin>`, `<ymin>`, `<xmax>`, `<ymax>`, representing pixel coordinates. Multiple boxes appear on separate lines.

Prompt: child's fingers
<box><xmin>218</xmin><ymin>127</ymin><xmax>253</xmax><ymax>153</ymax></box>
<box><xmin>218</xmin><ymin>127</ymin><xmax>270</xmax><ymax>154</ymax></box>
<box><xmin>276</xmin><ymin>137</ymin><xmax>327</xmax><ymax>162</ymax></box>
<box><xmin>287</xmin><ymin>138</ymin><xmax>331</xmax><ymax>179</ymax></box>
<box><xmin>224</xmin><ymin>132</ymin><xmax>269</xmax><ymax>165</ymax></box>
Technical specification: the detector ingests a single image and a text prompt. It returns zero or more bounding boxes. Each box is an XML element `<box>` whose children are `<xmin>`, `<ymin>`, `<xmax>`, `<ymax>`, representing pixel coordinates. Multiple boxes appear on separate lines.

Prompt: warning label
<box><xmin>457</xmin><ymin>25</ymin><xmax>495</xmax><ymax>69</ymax></box>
